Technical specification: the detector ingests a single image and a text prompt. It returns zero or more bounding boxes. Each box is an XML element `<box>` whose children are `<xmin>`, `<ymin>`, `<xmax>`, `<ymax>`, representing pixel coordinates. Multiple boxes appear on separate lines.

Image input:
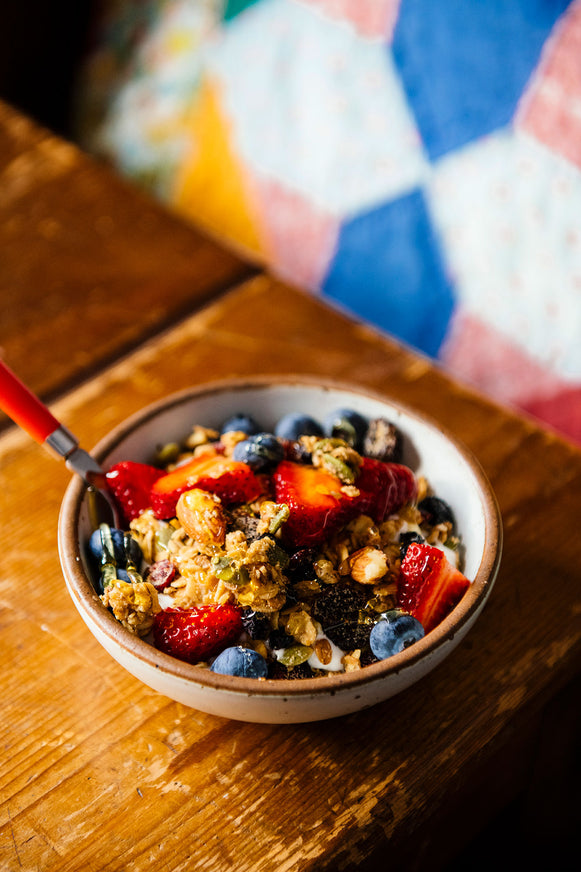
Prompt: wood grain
<box><xmin>0</xmin><ymin>100</ymin><xmax>254</xmax><ymax>420</ymax></box>
<box><xmin>1</xmin><ymin>276</ymin><xmax>579</xmax><ymax>871</ymax></box>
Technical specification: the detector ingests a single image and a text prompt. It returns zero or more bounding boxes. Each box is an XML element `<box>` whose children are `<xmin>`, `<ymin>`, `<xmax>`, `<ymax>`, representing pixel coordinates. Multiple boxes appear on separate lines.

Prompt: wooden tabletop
<box><xmin>1</xmin><ymin>103</ymin><xmax>580</xmax><ymax>872</ymax></box>
<box><xmin>0</xmin><ymin>99</ymin><xmax>254</xmax><ymax>422</ymax></box>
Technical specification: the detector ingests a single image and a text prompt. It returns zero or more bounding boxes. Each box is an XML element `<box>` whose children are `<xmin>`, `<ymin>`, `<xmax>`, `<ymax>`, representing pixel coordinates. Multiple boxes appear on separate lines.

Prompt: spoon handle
<box><xmin>0</xmin><ymin>359</ymin><xmax>103</xmax><ymax>477</ymax></box>
<box><xmin>0</xmin><ymin>359</ymin><xmax>118</xmax><ymax>525</ymax></box>
<box><xmin>0</xmin><ymin>359</ymin><xmax>60</xmax><ymax>443</ymax></box>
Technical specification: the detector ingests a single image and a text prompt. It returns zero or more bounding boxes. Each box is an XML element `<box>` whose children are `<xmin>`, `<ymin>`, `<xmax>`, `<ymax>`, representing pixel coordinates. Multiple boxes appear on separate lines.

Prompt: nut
<box><xmin>348</xmin><ymin>546</ymin><xmax>388</xmax><ymax>584</ymax></box>
<box><xmin>176</xmin><ymin>488</ymin><xmax>226</xmax><ymax>548</ymax></box>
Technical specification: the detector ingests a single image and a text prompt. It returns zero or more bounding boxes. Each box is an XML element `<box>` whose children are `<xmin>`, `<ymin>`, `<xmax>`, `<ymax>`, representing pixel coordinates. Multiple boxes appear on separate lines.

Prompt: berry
<box><xmin>105</xmin><ymin>461</ymin><xmax>164</xmax><ymax>523</ymax></box>
<box><xmin>210</xmin><ymin>646</ymin><xmax>268</xmax><ymax>678</ymax></box>
<box><xmin>369</xmin><ymin>610</ymin><xmax>425</xmax><ymax>660</ymax></box>
<box><xmin>363</xmin><ymin>418</ymin><xmax>403</xmax><ymax>463</ymax></box>
<box><xmin>281</xmin><ymin>438</ymin><xmax>313</xmax><ymax>464</ymax></box>
<box><xmin>399</xmin><ymin>530</ymin><xmax>425</xmax><ymax>559</ymax></box>
<box><xmin>286</xmin><ymin>547</ymin><xmax>318</xmax><ymax>582</ymax></box>
<box><xmin>145</xmin><ymin>559</ymin><xmax>176</xmax><ymax>591</ymax></box>
<box><xmin>274</xmin><ymin>413</ymin><xmax>323</xmax><ymax>441</ymax></box>
<box><xmin>418</xmin><ymin>496</ymin><xmax>455</xmax><ymax>530</ymax></box>
<box><xmin>232</xmin><ymin>433</ymin><xmax>285</xmax><ymax>472</ymax></box>
<box><xmin>268</xmin><ymin>629</ymin><xmax>295</xmax><ymax>649</ymax></box>
<box><xmin>273</xmin><ymin>460</ymin><xmax>360</xmax><ymax>548</ymax></box>
<box><xmin>88</xmin><ymin>527</ymin><xmax>142</xmax><ymax>567</ymax></box>
<box><xmin>397</xmin><ymin>542</ymin><xmax>470</xmax><ymax>633</ymax></box>
<box><xmin>153</xmin><ymin>604</ymin><xmax>243</xmax><ymax>664</ymax></box>
<box><xmin>241</xmin><ymin>608</ymin><xmax>272</xmax><ymax>639</ymax></box>
<box><xmin>323</xmin><ymin>408</ymin><xmax>368</xmax><ymax>450</ymax></box>
<box><xmin>221</xmin><ymin>413</ymin><xmax>261</xmax><ymax>436</ymax></box>
<box><xmin>354</xmin><ymin>457</ymin><xmax>417</xmax><ymax>524</ymax></box>
<box><xmin>150</xmin><ymin>454</ymin><xmax>264</xmax><ymax>519</ymax></box>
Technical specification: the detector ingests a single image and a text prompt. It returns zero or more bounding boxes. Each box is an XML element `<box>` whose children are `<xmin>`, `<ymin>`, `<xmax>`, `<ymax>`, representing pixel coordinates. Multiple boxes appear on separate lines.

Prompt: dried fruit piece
<box><xmin>363</xmin><ymin>418</ymin><xmax>403</xmax><ymax>463</ymax></box>
<box><xmin>146</xmin><ymin>559</ymin><xmax>176</xmax><ymax>591</ymax></box>
<box><xmin>397</xmin><ymin>542</ymin><xmax>470</xmax><ymax>633</ymax></box>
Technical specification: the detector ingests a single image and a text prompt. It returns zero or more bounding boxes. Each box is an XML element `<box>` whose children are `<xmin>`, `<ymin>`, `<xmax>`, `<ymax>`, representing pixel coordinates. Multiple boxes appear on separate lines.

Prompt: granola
<box><xmin>96</xmin><ymin>407</ymin><xmax>469</xmax><ymax>678</ymax></box>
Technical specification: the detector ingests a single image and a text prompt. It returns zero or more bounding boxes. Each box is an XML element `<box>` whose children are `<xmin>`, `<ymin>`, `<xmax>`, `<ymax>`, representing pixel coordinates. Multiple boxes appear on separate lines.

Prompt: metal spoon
<box><xmin>0</xmin><ymin>360</ymin><xmax>120</xmax><ymax>527</ymax></box>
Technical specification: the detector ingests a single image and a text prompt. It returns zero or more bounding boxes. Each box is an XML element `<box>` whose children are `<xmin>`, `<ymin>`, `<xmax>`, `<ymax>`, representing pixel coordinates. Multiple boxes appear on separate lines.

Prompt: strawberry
<box><xmin>105</xmin><ymin>461</ymin><xmax>164</xmax><ymax>523</ymax></box>
<box><xmin>397</xmin><ymin>542</ymin><xmax>470</xmax><ymax>633</ymax></box>
<box><xmin>153</xmin><ymin>604</ymin><xmax>243</xmax><ymax>664</ymax></box>
<box><xmin>354</xmin><ymin>457</ymin><xmax>417</xmax><ymax>523</ymax></box>
<box><xmin>150</xmin><ymin>454</ymin><xmax>265</xmax><ymax>519</ymax></box>
<box><xmin>273</xmin><ymin>460</ymin><xmax>360</xmax><ymax>548</ymax></box>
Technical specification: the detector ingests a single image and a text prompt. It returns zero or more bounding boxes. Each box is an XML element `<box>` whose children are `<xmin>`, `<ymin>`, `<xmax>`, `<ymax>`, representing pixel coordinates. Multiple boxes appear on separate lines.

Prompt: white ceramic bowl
<box><xmin>58</xmin><ymin>377</ymin><xmax>502</xmax><ymax>723</ymax></box>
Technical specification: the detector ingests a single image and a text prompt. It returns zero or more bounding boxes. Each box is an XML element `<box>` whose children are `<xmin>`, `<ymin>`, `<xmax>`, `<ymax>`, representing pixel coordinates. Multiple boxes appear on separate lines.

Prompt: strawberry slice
<box><xmin>354</xmin><ymin>457</ymin><xmax>417</xmax><ymax>523</ymax></box>
<box><xmin>397</xmin><ymin>542</ymin><xmax>470</xmax><ymax>633</ymax></box>
<box><xmin>105</xmin><ymin>461</ymin><xmax>164</xmax><ymax>523</ymax></box>
<box><xmin>150</xmin><ymin>454</ymin><xmax>265</xmax><ymax>519</ymax></box>
<box><xmin>153</xmin><ymin>604</ymin><xmax>243</xmax><ymax>664</ymax></box>
<box><xmin>273</xmin><ymin>460</ymin><xmax>359</xmax><ymax>548</ymax></box>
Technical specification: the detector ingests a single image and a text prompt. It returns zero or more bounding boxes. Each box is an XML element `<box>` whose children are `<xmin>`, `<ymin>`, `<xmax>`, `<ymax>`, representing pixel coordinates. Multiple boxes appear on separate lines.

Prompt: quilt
<box><xmin>76</xmin><ymin>0</ymin><xmax>581</xmax><ymax>445</ymax></box>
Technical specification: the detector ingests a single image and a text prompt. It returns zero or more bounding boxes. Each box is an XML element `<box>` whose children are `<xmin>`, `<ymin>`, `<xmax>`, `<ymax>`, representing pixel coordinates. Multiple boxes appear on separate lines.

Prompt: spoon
<box><xmin>0</xmin><ymin>360</ymin><xmax>120</xmax><ymax>527</ymax></box>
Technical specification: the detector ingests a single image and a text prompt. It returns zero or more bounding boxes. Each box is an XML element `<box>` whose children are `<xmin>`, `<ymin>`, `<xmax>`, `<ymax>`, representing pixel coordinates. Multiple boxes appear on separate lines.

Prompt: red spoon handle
<box><xmin>0</xmin><ymin>360</ymin><xmax>60</xmax><ymax>443</ymax></box>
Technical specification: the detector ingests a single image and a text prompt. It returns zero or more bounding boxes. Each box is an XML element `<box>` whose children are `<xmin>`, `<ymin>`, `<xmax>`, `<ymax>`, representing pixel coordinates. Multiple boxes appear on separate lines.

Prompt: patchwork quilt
<box><xmin>77</xmin><ymin>0</ymin><xmax>581</xmax><ymax>445</ymax></box>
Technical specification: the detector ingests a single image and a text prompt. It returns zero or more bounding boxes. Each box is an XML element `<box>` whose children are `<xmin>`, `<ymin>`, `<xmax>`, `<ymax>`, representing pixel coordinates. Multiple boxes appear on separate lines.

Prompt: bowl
<box><xmin>58</xmin><ymin>377</ymin><xmax>502</xmax><ymax>723</ymax></box>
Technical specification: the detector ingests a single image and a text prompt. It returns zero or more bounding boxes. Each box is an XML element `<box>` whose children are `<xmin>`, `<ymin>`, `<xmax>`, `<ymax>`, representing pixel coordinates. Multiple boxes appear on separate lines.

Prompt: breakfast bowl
<box><xmin>58</xmin><ymin>377</ymin><xmax>502</xmax><ymax>723</ymax></box>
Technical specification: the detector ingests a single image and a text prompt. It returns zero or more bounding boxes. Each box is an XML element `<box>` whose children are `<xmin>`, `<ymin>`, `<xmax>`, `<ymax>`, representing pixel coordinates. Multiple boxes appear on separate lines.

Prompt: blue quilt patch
<box><xmin>322</xmin><ymin>189</ymin><xmax>456</xmax><ymax>357</ymax></box>
<box><xmin>392</xmin><ymin>0</ymin><xmax>573</xmax><ymax>161</ymax></box>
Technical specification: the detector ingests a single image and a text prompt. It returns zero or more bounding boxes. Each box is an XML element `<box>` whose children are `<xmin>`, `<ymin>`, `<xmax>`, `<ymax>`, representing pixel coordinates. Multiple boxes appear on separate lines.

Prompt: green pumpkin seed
<box><xmin>278</xmin><ymin>645</ymin><xmax>313</xmax><ymax>667</ymax></box>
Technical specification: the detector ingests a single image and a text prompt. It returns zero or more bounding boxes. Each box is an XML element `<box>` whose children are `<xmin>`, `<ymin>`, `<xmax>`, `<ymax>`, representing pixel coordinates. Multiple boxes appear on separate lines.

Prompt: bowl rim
<box><xmin>58</xmin><ymin>374</ymin><xmax>503</xmax><ymax>699</ymax></box>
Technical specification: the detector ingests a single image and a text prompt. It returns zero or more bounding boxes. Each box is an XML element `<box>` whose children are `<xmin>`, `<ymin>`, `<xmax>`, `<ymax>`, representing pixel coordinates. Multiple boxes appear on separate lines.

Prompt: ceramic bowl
<box><xmin>58</xmin><ymin>377</ymin><xmax>502</xmax><ymax>723</ymax></box>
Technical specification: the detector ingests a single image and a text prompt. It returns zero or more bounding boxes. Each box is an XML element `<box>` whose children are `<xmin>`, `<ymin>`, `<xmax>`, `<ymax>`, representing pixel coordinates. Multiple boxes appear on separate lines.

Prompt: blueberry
<box><xmin>323</xmin><ymin>408</ymin><xmax>368</xmax><ymax>449</ymax></box>
<box><xmin>399</xmin><ymin>530</ymin><xmax>425</xmax><ymax>559</ymax></box>
<box><xmin>115</xmin><ymin>569</ymin><xmax>131</xmax><ymax>582</ymax></box>
<box><xmin>274</xmin><ymin>413</ymin><xmax>323</xmax><ymax>441</ymax></box>
<box><xmin>232</xmin><ymin>432</ymin><xmax>285</xmax><ymax>471</ymax></box>
<box><xmin>210</xmin><ymin>646</ymin><xmax>268</xmax><ymax>678</ymax></box>
<box><xmin>369</xmin><ymin>611</ymin><xmax>425</xmax><ymax>660</ymax></box>
<box><xmin>418</xmin><ymin>496</ymin><xmax>455</xmax><ymax>530</ymax></box>
<box><xmin>221</xmin><ymin>413</ymin><xmax>261</xmax><ymax>436</ymax></box>
<box><xmin>88</xmin><ymin>527</ymin><xmax>142</xmax><ymax>567</ymax></box>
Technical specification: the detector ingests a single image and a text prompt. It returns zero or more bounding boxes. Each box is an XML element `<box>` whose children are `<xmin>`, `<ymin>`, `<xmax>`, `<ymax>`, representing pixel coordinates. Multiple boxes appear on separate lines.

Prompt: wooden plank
<box><xmin>0</xmin><ymin>100</ymin><xmax>255</xmax><ymax>422</ymax></box>
<box><xmin>1</xmin><ymin>276</ymin><xmax>579</xmax><ymax>871</ymax></box>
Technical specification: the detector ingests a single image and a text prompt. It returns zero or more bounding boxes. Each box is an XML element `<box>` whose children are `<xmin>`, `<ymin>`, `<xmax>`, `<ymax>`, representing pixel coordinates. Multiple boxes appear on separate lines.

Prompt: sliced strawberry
<box><xmin>105</xmin><ymin>461</ymin><xmax>164</xmax><ymax>523</ymax></box>
<box><xmin>153</xmin><ymin>604</ymin><xmax>243</xmax><ymax>664</ymax></box>
<box><xmin>354</xmin><ymin>457</ymin><xmax>417</xmax><ymax>523</ymax></box>
<box><xmin>397</xmin><ymin>542</ymin><xmax>470</xmax><ymax>634</ymax></box>
<box><xmin>150</xmin><ymin>454</ymin><xmax>265</xmax><ymax>519</ymax></box>
<box><xmin>273</xmin><ymin>460</ymin><xmax>359</xmax><ymax>548</ymax></box>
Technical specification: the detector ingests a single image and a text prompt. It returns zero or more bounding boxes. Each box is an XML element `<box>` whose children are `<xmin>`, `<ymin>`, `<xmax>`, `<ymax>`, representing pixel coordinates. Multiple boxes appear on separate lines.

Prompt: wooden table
<box><xmin>1</xmin><ymin>102</ymin><xmax>580</xmax><ymax>872</ymax></box>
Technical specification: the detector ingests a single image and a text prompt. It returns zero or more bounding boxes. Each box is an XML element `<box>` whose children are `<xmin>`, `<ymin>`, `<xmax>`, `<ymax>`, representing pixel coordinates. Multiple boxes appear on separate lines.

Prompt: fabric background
<box><xmin>76</xmin><ymin>0</ymin><xmax>581</xmax><ymax>445</ymax></box>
